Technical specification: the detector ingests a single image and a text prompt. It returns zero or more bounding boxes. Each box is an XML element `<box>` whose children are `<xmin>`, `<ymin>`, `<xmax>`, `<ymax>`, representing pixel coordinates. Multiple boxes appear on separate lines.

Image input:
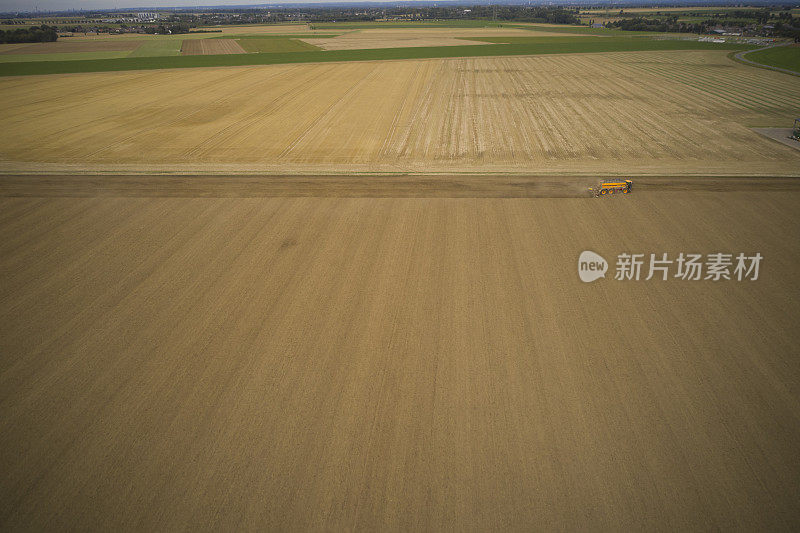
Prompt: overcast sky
<box><xmin>3</xmin><ymin>0</ymin><xmax>349</xmax><ymax>13</ymax></box>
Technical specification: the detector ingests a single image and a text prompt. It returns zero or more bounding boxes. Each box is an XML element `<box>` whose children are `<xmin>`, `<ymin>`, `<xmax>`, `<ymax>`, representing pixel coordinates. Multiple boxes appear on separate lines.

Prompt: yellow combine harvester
<box><xmin>589</xmin><ymin>179</ymin><xmax>632</xmax><ymax>197</ymax></box>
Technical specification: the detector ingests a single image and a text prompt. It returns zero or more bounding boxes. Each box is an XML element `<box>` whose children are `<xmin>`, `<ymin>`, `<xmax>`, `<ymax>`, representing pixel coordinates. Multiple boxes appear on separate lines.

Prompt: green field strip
<box><xmin>127</xmin><ymin>40</ymin><xmax>183</xmax><ymax>58</ymax></box>
<box><xmin>0</xmin><ymin>38</ymin><xmax>756</xmax><ymax>77</ymax></box>
<box><xmin>512</xmin><ymin>24</ymin><xmax>664</xmax><ymax>37</ymax></box>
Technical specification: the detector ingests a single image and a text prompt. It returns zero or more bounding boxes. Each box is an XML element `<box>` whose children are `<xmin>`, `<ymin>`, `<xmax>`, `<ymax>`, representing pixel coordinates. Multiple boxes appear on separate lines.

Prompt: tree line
<box><xmin>0</xmin><ymin>25</ymin><xmax>57</xmax><ymax>44</ymax></box>
<box><xmin>607</xmin><ymin>15</ymin><xmax>798</xmax><ymax>40</ymax></box>
<box><xmin>192</xmin><ymin>6</ymin><xmax>580</xmax><ymax>26</ymax></box>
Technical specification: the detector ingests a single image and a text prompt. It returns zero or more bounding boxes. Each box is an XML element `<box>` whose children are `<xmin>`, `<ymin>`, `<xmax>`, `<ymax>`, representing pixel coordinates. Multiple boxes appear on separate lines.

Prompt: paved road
<box><xmin>734</xmin><ymin>42</ymin><xmax>799</xmax><ymax>76</ymax></box>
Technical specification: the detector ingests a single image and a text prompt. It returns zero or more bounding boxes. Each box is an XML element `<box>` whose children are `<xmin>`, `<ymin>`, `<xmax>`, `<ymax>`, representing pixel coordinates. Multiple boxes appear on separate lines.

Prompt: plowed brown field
<box><xmin>1</xmin><ymin>50</ymin><xmax>799</xmax><ymax>175</ymax></box>
<box><xmin>0</xmin><ymin>40</ymin><xmax>142</xmax><ymax>54</ymax></box>
<box><xmin>2</xmin><ymin>42</ymin><xmax>799</xmax><ymax>530</ymax></box>
<box><xmin>180</xmin><ymin>38</ymin><xmax>246</xmax><ymax>56</ymax></box>
<box><xmin>1</xmin><ymin>187</ymin><xmax>799</xmax><ymax>530</ymax></box>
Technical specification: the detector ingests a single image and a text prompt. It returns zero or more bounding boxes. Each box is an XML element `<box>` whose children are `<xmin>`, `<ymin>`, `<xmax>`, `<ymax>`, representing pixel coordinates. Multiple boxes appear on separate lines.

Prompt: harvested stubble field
<box><xmin>0</xmin><ymin>185</ymin><xmax>799</xmax><ymax>530</ymax></box>
<box><xmin>181</xmin><ymin>38</ymin><xmax>247</xmax><ymax>56</ymax></box>
<box><xmin>305</xmin><ymin>34</ymin><xmax>487</xmax><ymax>50</ymax></box>
<box><xmin>304</xmin><ymin>27</ymin><xmax>582</xmax><ymax>50</ymax></box>
<box><xmin>238</xmin><ymin>38</ymin><xmax>321</xmax><ymax>54</ymax></box>
<box><xmin>0</xmin><ymin>43</ymin><xmax>30</xmax><ymax>53</ymax></box>
<box><xmin>217</xmin><ymin>24</ymin><xmax>318</xmax><ymax>35</ymax></box>
<box><xmin>1</xmin><ymin>50</ymin><xmax>798</xmax><ymax>175</ymax></box>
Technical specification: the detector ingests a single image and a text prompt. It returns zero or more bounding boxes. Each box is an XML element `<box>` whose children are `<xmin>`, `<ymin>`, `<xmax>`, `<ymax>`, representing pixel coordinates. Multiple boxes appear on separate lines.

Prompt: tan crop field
<box><xmin>0</xmin><ymin>187</ymin><xmax>799</xmax><ymax>530</ymax></box>
<box><xmin>180</xmin><ymin>38</ymin><xmax>247</xmax><ymax>56</ymax></box>
<box><xmin>304</xmin><ymin>34</ymin><xmax>488</xmax><ymax>50</ymax></box>
<box><xmin>1</xmin><ymin>35</ymin><xmax>800</xmax><ymax>530</ymax></box>
<box><xmin>0</xmin><ymin>43</ymin><xmax>39</xmax><ymax>53</ymax></box>
<box><xmin>306</xmin><ymin>27</ymin><xmax>581</xmax><ymax>49</ymax></box>
<box><xmin>217</xmin><ymin>23</ymin><xmax>319</xmax><ymax>34</ymax></box>
<box><xmin>1</xmin><ymin>50</ymin><xmax>798</xmax><ymax>175</ymax></box>
<box><xmin>302</xmin><ymin>26</ymin><xmax>584</xmax><ymax>49</ymax></box>
<box><xmin>0</xmin><ymin>40</ymin><xmax>143</xmax><ymax>54</ymax></box>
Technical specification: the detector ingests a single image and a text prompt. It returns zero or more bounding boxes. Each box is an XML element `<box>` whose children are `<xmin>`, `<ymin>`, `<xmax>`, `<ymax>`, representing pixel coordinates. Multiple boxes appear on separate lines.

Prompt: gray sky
<box><xmin>3</xmin><ymin>0</ymin><xmax>346</xmax><ymax>13</ymax></box>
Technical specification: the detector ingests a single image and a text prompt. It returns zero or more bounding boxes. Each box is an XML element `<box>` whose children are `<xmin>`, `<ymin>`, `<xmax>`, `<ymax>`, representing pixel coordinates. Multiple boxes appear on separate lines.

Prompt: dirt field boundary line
<box><xmin>3</xmin><ymin>167</ymin><xmax>799</xmax><ymax>179</ymax></box>
<box><xmin>2</xmin><ymin>175</ymin><xmax>799</xmax><ymax>198</ymax></box>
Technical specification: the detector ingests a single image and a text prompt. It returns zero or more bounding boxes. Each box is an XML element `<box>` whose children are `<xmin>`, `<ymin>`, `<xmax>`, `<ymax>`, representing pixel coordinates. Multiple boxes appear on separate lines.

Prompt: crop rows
<box><xmin>1</xmin><ymin>50</ymin><xmax>798</xmax><ymax>175</ymax></box>
<box><xmin>2</xmin><ymin>192</ymin><xmax>800</xmax><ymax>529</ymax></box>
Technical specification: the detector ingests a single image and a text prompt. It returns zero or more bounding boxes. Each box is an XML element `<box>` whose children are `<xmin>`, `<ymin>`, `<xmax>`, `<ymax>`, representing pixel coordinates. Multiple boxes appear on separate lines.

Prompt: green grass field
<box><xmin>517</xmin><ymin>24</ymin><xmax>672</xmax><ymax>37</ymax></box>
<box><xmin>745</xmin><ymin>45</ymin><xmax>800</xmax><ymax>73</ymax></box>
<box><xmin>237</xmin><ymin>38</ymin><xmax>321</xmax><ymax>53</ymax></box>
<box><xmin>0</xmin><ymin>37</ymin><xmax>756</xmax><ymax>77</ymax></box>
<box><xmin>127</xmin><ymin>40</ymin><xmax>182</xmax><ymax>58</ymax></box>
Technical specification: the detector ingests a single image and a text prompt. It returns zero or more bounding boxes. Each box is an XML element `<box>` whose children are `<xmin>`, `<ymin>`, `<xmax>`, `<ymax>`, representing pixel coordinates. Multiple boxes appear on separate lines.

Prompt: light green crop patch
<box><xmin>128</xmin><ymin>40</ymin><xmax>182</xmax><ymax>58</ymax></box>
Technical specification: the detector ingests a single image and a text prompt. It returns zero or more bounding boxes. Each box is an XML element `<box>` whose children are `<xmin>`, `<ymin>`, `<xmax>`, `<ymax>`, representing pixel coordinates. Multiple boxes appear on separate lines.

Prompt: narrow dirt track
<box><xmin>1</xmin><ymin>174</ymin><xmax>800</xmax><ymax>197</ymax></box>
<box><xmin>1</xmin><ymin>191</ymin><xmax>798</xmax><ymax>530</ymax></box>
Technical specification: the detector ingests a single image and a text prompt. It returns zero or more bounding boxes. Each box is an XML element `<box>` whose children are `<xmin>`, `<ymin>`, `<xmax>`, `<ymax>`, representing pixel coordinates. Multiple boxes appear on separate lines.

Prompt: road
<box><xmin>734</xmin><ymin>42</ymin><xmax>799</xmax><ymax>77</ymax></box>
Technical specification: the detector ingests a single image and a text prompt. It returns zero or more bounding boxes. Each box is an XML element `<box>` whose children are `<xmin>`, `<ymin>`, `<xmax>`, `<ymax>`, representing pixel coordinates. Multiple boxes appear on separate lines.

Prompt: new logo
<box><xmin>578</xmin><ymin>251</ymin><xmax>608</xmax><ymax>282</ymax></box>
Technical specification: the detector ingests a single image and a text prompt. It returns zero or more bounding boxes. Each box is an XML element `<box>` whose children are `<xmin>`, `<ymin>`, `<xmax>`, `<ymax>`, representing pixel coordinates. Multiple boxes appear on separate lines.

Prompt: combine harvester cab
<box><xmin>589</xmin><ymin>179</ymin><xmax>632</xmax><ymax>197</ymax></box>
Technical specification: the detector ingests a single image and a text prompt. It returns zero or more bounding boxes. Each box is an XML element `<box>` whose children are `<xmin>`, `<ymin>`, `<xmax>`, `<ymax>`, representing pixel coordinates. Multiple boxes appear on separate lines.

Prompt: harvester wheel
<box><xmin>600</xmin><ymin>189</ymin><xmax>607</xmax><ymax>195</ymax></box>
